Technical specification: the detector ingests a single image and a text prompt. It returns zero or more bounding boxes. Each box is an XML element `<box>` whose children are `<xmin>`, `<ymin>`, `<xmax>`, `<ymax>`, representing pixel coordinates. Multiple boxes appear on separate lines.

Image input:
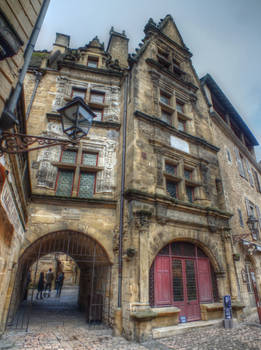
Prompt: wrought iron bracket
<box><xmin>0</xmin><ymin>132</ymin><xmax>77</xmax><ymax>155</ymax></box>
<box><xmin>232</xmin><ymin>233</ymin><xmax>251</xmax><ymax>243</ymax></box>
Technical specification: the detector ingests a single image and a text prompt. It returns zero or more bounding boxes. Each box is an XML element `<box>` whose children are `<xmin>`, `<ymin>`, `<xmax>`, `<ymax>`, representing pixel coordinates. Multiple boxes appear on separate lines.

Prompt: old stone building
<box><xmin>1</xmin><ymin>14</ymin><xmax>260</xmax><ymax>342</ymax></box>
<box><xmin>201</xmin><ymin>74</ymin><xmax>261</xmax><ymax>316</ymax></box>
<box><xmin>0</xmin><ymin>0</ymin><xmax>49</xmax><ymax>336</ymax></box>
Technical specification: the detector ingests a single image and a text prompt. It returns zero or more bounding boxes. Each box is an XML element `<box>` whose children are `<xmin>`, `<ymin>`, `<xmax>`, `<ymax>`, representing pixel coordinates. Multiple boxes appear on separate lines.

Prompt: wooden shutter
<box><xmin>197</xmin><ymin>259</ymin><xmax>213</xmax><ymax>303</ymax></box>
<box><xmin>234</xmin><ymin>147</ymin><xmax>245</xmax><ymax>177</ymax></box>
<box><xmin>246</xmin><ymin>160</ymin><xmax>254</xmax><ymax>186</ymax></box>
<box><xmin>154</xmin><ymin>256</ymin><xmax>171</xmax><ymax>306</ymax></box>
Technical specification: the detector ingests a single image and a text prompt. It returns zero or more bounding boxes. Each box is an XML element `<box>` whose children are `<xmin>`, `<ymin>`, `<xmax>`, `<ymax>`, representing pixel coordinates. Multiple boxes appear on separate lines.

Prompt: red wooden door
<box><xmin>154</xmin><ymin>256</ymin><xmax>171</xmax><ymax>306</ymax></box>
<box><xmin>197</xmin><ymin>258</ymin><xmax>213</xmax><ymax>303</ymax></box>
<box><xmin>173</xmin><ymin>258</ymin><xmax>201</xmax><ymax>321</ymax></box>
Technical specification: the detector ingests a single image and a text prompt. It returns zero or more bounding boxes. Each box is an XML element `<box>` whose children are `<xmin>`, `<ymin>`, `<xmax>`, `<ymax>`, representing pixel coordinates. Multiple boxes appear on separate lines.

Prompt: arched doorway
<box><xmin>149</xmin><ymin>241</ymin><xmax>218</xmax><ymax>322</ymax></box>
<box><xmin>7</xmin><ymin>230</ymin><xmax>112</xmax><ymax>330</ymax></box>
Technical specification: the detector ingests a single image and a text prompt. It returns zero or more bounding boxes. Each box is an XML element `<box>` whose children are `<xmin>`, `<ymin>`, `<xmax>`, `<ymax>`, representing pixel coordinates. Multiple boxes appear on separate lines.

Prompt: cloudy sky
<box><xmin>36</xmin><ymin>0</ymin><xmax>261</xmax><ymax>160</ymax></box>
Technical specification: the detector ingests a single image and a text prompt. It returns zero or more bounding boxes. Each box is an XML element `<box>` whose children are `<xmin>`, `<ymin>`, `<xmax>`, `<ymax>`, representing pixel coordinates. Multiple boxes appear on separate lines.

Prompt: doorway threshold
<box><xmin>152</xmin><ymin>319</ymin><xmax>222</xmax><ymax>339</ymax></box>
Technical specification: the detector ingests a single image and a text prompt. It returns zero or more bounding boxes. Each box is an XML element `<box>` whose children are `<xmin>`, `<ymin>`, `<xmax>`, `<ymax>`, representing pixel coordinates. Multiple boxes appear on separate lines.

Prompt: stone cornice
<box><xmin>124</xmin><ymin>188</ymin><xmax>232</xmax><ymax>219</ymax></box>
<box><xmin>134</xmin><ymin>110</ymin><xmax>219</xmax><ymax>153</ymax></box>
<box><xmin>31</xmin><ymin>194</ymin><xmax>117</xmax><ymax>208</ymax></box>
<box><xmin>58</xmin><ymin>61</ymin><xmax>123</xmax><ymax>77</ymax></box>
<box><xmin>211</xmin><ymin>110</ymin><xmax>261</xmax><ymax>173</ymax></box>
<box><xmin>46</xmin><ymin>112</ymin><xmax>121</xmax><ymax>129</ymax></box>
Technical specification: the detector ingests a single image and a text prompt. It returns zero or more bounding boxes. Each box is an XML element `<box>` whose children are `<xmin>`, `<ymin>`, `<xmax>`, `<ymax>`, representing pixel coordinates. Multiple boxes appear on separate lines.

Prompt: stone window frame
<box><xmin>87</xmin><ymin>55</ymin><xmax>99</xmax><ymax>68</ymax></box>
<box><xmin>53</xmin><ymin>145</ymin><xmax>103</xmax><ymax>198</ymax></box>
<box><xmin>238</xmin><ymin>208</ymin><xmax>244</xmax><ymax>227</ymax></box>
<box><xmin>164</xmin><ymin>158</ymin><xmax>200</xmax><ymax>203</ymax></box>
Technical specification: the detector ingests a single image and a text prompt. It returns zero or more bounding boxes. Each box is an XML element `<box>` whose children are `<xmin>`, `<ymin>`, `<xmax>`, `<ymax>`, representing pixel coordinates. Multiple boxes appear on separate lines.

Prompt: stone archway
<box><xmin>7</xmin><ymin>230</ymin><xmax>112</xmax><ymax>330</ymax></box>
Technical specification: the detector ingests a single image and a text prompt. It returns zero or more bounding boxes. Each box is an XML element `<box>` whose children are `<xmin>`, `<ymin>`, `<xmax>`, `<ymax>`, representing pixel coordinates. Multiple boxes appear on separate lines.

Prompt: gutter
<box><xmin>118</xmin><ymin>73</ymin><xmax>128</xmax><ymax>307</ymax></box>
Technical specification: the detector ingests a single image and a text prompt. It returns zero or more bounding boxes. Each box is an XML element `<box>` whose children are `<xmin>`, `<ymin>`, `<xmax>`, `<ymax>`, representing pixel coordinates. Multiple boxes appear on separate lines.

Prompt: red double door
<box><xmin>154</xmin><ymin>256</ymin><xmax>213</xmax><ymax>322</ymax></box>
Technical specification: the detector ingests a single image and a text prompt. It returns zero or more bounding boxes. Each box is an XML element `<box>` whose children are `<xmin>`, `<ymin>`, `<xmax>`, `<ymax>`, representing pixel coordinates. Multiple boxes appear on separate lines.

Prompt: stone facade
<box><xmin>1</xmin><ymin>14</ymin><xmax>260</xmax><ymax>342</ymax></box>
<box><xmin>202</xmin><ymin>75</ymin><xmax>261</xmax><ymax>315</ymax></box>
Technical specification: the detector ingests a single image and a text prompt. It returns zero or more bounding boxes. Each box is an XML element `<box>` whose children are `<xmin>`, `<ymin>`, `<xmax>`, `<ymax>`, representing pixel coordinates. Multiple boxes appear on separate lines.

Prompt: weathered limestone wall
<box><xmin>212</xmin><ymin>120</ymin><xmax>261</xmax><ymax>312</ymax></box>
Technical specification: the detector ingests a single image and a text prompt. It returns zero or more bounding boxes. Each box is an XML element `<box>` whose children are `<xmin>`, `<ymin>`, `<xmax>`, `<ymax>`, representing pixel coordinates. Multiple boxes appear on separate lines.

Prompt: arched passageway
<box><xmin>7</xmin><ymin>230</ymin><xmax>112</xmax><ymax>331</ymax></box>
<box><xmin>149</xmin><ymin>241</ymin><xmax>219</xmax><ymax>322</ymax></box>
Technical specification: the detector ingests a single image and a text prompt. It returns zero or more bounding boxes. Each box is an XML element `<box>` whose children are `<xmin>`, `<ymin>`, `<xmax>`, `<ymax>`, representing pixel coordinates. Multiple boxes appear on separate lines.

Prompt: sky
<box><xmin>35</xmin><ymin>0</ymin><xmax>261</xmax><ymax>160</ymax></box>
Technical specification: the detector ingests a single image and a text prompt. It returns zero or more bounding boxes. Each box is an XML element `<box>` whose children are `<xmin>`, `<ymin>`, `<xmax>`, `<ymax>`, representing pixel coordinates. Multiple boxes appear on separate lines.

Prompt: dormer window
<box><xmin>87</xmin><ymin>56</ymin><xmax>99</xmax><ymax>68</ymax></box>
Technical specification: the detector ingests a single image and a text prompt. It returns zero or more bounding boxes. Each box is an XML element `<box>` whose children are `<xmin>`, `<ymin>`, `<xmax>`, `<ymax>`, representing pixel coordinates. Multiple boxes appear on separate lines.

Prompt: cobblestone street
<box><xmin>2</xmin><ymin>288</ymin><xmax>261</xmax><ymax>350</ymax></box>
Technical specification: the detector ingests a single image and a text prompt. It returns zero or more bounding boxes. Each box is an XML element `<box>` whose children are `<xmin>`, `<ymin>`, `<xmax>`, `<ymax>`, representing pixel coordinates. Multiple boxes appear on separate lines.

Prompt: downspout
<box><xmin>1</xmin><ymin>0</ymin><xmax>50</xmax><ymax>128</ymax></box>
<box><xmin>26</xmin><ymin>71</ymin><xmax>43</xmax><ymax>120</ymax></box>
<box><xmin>118</xmin><ymin>73</ymin><xmax>128</xmax><ymax>308</ymax></box>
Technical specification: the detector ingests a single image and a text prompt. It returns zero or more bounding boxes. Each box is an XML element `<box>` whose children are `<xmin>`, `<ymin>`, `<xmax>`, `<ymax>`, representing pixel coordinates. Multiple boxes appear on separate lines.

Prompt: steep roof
<box><xmin>201</xmin><ymin>74</ymin><xmax>258</xmax><ymax>146</ymax></box>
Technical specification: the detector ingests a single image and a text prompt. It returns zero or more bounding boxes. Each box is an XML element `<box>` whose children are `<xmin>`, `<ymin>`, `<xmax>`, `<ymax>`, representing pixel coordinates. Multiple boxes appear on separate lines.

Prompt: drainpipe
<box><xmin>26</xmin><ymin>71</ymin><xmax>43</xmax><ymax>120</ymax></box>
<box><xmin>0</xmin><ymin>0</ymin><xmax>50</xmax><ymax>129</ymax></box>
<box><xmin>118</xmin><ymin>73</ymin><xmax>128</xmax><ymax>308</ymax></box>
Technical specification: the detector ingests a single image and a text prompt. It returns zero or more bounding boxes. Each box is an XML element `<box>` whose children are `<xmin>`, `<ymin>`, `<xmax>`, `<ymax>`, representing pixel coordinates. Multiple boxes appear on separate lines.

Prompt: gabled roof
<box><xmin>201</xmin><ymin>74</ymin><xmax>259</xmax><ymax>146</ymax></box>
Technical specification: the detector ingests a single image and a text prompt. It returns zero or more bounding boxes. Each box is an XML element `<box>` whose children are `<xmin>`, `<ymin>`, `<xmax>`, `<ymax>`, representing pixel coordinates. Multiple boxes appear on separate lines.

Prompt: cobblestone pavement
<box><xmin>2</xmin><ymin>288</ymin><xmax>261</xmax><ymax>350</ymax></box>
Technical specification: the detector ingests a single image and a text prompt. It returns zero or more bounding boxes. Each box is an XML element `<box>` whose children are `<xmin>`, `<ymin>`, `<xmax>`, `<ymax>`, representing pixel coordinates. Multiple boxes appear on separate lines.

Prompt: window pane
<box><xmin>78</xmin><ymin>172</ymin><xmax>95</xmax><ymax>198</ymax></box>
<box><xmin>90</xmin><ymin>92</ymin><xmax>105</xmax><ymax>104</ymax></box>
<box><xmin>178</xmin><ymin>119</ymin><xmax>186</xmax><ymax>131</ymax></box>
<box><xmin>87</xmin><ymin>57</ymin><xmax>98</xmax><ymax>68</ymax></box>
<box><xmin>92</xmin><ymin>109</ymin><xmax>103</xmax><ymax>121</ymax></box>
<box><xmin>160</xmin><ymin>94</ymin><xmax>170</xmax><ymax>105</ymax></box>
<box><xmin>184</xmin><ymin>169</ymin><xmax>192</xmax><ymax>180</ymax></box>
<box><xmin>172</xmin><ymin>259</ymin><xmax>184</xmax><ymax>302</ymax></box>
<box><xmin>161</xmin><ymin>110</ymin><xmax>172</xmax><ymax>125</ymax></box>
<box><xmin>72</xmin><ymin>89</ymin><xmax>86</xmax><ymax>99</ymax></box>
<box><xmin>176</xmin><ymin>102</ymin><xmax>184</xmax><ymax>113</ymax></box>
<box><xmin>165</xmin><ymin>163</ymin><xmax>176</xmax><ymax>176</ymax></box>
<box><xmin>166</xmin><ymin>180</ymin><xmax>177</xmax><ymax>198</ymax></box>
<box><xmin>82</xmin><ymin>153</ymin><xmax>97</xmax><ymax>166</ymax></box>
<box><xmin>186</xmin><ymin>186</ymin><xmax>194</xmax><ymax>203</ymax></box>
<box><xmin>56</xmin><ymin>170</ymin><xmax>74</xmax><ymax>196</ymax></box>
<box><xmin>61</xmin><ymin>150</ymin><xmax>77</xmax><ymax>164</ymax></box>
<box><xmin>186</xmin><ymin>260</ymin><xmax>197</xmax><ymax>301</ymax></box>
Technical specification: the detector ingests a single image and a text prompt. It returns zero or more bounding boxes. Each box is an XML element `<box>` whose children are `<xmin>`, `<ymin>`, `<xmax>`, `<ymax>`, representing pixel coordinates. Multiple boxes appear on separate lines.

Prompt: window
<box><xmin>160</xmin><ymin>92</ymin><xmax>171</xmax><ymax>105</ymax></box>
<box><xmin>165</xmin><ymin>163</ymin><xmax>177</xmax><ymax>176</ymax></box>
<box><xmin>234</xmin><ymin>147</ymin><xmax>246</xmax><ymax>178</ymax></box>
<box><xmin>157</xmin><ymin>48</ymin><xmax>170</xmax><ymax>69</ymax></box>
<box><xmin>166</xmin><ymin>180</ymin><xmax>178</xmax><ymax>198</ymax></box>
<box><xmin>238</xmin><ymin>209</ymin><xmax>244</xmax><ymax>227</ymax></box>
<box><xmin>186</xmin><ymin>186</ymin><xmax>194</xmax><ymax>203</ymax></box>
<box><xmin>226</xmin><ymin>149</ymin><xmax>231</xmax><ymax>162</ymax></box>
<box><xmin>178</xmin><ymin>118</ymin><xmax>186</xmax><ymax>132</ymax></box>
<box><xmin>90</xmin><ymin>91</ymin><xmax>105</xmax><ymax>104</ymax></box>
<box><xmin>246</xmin><ymin>160</ymin><xmax>254</xmax><ymax>187</ymax></box>
<box><xmin>92</xmin><ymin>108</ymin><xmax>103</xmax><ymax>122</ymax></box>
<box><xmin>55</xmin><ymin>149</ymin><xmax>99</xmax><ymax>198</ymax></box>
<box><xmin>161</xmin><ymin>110</ymin><xmax>172</xmax><ymax>125</ymax></box>
<box><xmin>87</xmin><ymin>56</ymin><xmax>98</xmax><ymax>68</ymax></box>
<box><xmin>176</xmin><ymin>101</ymin><xmax>184</xmax><ymax>114</ymax></box>
<box><xmin>71</xmin><ymin>88</ymin><xmax>86</xmax><ymax>99</ymax></box>
<box><xmin>184</xmin><ymin>169</ymin><xmax>193</xmax><ymax>180</ymax></box>
<box><xmin>253</xmin><ymin>169</ymin><xmax>261</xmax><ymax>193</ymax></box>
<box><xmin>245</xmin><ymin>198</ymin><xmax>259</xmax><ymax>240</ymax></box>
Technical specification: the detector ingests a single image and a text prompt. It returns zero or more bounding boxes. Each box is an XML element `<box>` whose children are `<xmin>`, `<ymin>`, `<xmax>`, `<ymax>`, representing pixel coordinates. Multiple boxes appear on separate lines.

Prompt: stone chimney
<box><xmin>107</xmin><ymin>27</ymin><xmax>129</xmax><ymax>69</ymax></box>
<box><xmin>52</xmin><ymin>33</ymin><xmax>70</xmax><ymax>53</ymax></box>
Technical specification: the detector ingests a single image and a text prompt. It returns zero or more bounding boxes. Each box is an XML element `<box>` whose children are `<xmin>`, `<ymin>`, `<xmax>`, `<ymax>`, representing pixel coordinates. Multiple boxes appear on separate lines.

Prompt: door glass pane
<box><xmin>186</xmin><ymin>260</ymin><xmax>197</xmax><ymax>301</ymax></box>
<box><xmin>172</xmin><ymin>259</ymin><xmax>184</xmax><ymax>302</ymax></box>
<box><xmin>78</xmin><ymin>172</ymin><xmax>95</xmax><ymax>198</ymax></box>
<box><xmin>61</xmin><ymin>150</ymin><xmax>77</xmax><ymax>164</ymax></box>
<box><xmin>56</xmin><ymin>170</ymin><xmax>74</xmax><ymax>196</ymax></box>
<box><xmin>183</xmin><ymin>243</ymin><xmax>195</xmax><ymax>257</ymax></box>
<box><xmin>82</xmin><ymin>153</ymin><xmax>97</xmax><ymax>166</ymax></box>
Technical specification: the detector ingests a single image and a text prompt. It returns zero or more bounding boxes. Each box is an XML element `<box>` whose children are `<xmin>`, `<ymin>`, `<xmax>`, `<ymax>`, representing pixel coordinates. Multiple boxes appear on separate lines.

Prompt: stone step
<box><xmin>152</xmin><ymin>319</ymin><xmax>223</xmax><ymax>339</ymax></box>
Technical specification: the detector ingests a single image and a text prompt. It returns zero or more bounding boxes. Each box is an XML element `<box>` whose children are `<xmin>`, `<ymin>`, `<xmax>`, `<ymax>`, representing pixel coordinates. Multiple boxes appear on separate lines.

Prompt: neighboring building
<box><xmin>2</xmin><ymin>14</ymin><xmax>260</xmax><ymax>342</ymax></box>
<box><xmin>0</xmin><ymin>1</ymin><xmax>48</xmax><ymax>335</ymax></box>
<box><xmin>201</xmin><ymin>74</ymin><xmax>261</xmax><ymax>316</ymax></box>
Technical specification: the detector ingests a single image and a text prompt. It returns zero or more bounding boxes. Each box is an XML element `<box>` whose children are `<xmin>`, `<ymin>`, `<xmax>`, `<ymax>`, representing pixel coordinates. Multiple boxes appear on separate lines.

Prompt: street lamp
<box><xmin>0</xmin><ymin>97</ymin><xmax>96</xmax><ymax>155</ymax></box>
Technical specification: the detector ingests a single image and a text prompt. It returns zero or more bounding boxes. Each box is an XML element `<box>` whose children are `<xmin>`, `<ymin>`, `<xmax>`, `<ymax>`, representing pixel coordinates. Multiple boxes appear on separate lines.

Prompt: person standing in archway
<box><xmin>45</xmin><ymin>268</ymin><xmax>54</xmax><ymax>297</ymax></box>
<box><xmin>56</xmin><ymin>272</ymin><xmax>64</xmax><ymax>297</ymax></box>
<box><xmin>36</xmin><ymin>272</ymin><xmax>45</xmax><ymax>299</ymax></box>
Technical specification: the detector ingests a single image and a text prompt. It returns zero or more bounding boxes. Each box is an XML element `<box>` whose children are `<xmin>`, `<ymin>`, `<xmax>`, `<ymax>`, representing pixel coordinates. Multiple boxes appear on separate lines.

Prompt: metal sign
<box><xmin>223</xmin><ymin>295</ymin><xmax>232</xmax><ymax>320</ymax></box>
